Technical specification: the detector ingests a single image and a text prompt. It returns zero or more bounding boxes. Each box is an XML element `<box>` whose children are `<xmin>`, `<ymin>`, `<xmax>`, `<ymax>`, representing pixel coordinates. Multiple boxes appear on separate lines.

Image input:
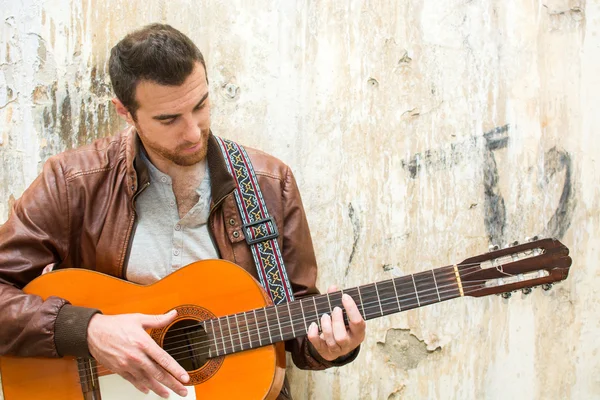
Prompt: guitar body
<box><xmin>0</xmin><ymin>260</ymin><xmax>286</xmax><ymax>400</ymax></box>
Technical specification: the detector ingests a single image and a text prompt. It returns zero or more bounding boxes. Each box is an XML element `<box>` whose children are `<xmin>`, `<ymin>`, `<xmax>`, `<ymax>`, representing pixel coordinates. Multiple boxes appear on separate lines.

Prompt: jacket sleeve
<box><xmin>280</xmin><ymin>166</ymin><xmax>359</xmax><ymax>370</ymax></box>
<box><xmin>0</xmin><ymin>157</ymin><xmax>99</xmax><ymax>358</ymax></box>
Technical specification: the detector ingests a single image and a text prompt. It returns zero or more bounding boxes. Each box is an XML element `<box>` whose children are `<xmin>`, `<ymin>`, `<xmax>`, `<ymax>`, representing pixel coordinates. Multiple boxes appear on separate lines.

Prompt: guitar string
<box><xmin>76</xmin><ymin>258</ymin><xmax>532</xmax><ymax>379</ymax></box>
<box><xmin>107</xmin><ymin>256</ymin><xmax>521</xmax><ymax>341</ymax></box>
<box><xmin>83</xmin><ymin>263</ymin><xmax>479</xmax><ymax>371</ymax></box>
<box><xmin>77</xmin><ymin>257</ymin><xmax>537</xmax><ymax>381</ymax></box>
<box><xmin>75</xmin><ymin>278</ymin><xmax>510</xmax><ymax>381</ymax></box>
<box><xmin>155</xmin><ymin>255</ymin><xmax>528</xmax><ymax>338</ymax></box>
<box><xmin>135</xmin><ymin>259</ymin><xmax>518</xmax><ymax>343</ymax></box>
<box><xmin>77</xmin><ymin>279</ymin><xmax>487</xmax><ymax>380</ymax></box>
<box><xmin>77</xmin><ymin>252</ymin><xmax>544</xmax><ymax>380</ymax></box>
<box><xmin>157</xmin><ymin>271</ymin><xmax>519</xmax><ymax>359</ymax></box>
<box><xmin>160</xmin><ymin>265</ymin><xmax>472</xmax><ymax>348</ymax></box>
<box><xmin>77</xmin><ymin>270</ymin><xmax>533</xmax><ymax>380</ymax></box>
<box><xmin>140</xmin><ymin>259</ymin><xmax>505</xmax><ymax>340</ymax></box>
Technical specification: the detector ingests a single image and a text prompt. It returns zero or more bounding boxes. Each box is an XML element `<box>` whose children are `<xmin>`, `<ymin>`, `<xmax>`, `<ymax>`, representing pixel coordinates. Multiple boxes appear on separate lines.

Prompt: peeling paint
<box><xmin>377</xmin><ymin>328</ymin><xmax>441</xmax><ymax>370</ymax></box>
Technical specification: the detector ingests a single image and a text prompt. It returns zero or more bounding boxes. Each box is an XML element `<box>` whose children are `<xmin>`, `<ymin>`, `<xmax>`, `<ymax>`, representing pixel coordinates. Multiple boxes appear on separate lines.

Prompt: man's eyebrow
<box><xmin>152</xmin><ymin>92</ymin><xmax>209</xmax><ymax>121</ymax></box>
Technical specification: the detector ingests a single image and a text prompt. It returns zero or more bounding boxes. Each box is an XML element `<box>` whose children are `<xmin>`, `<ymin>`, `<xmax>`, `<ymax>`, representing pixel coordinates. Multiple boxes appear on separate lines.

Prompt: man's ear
<box><xmin>112</xmin><ymin>98</ymin><xmax>135</xmax><ymax>125</ymax></box>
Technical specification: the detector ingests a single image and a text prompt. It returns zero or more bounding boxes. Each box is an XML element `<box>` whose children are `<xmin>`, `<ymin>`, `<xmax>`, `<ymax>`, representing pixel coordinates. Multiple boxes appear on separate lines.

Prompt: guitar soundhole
<box><xmin>162</xmin><ymin>319</ymin><xmax>209</xmax><ymax>371</ymax></box>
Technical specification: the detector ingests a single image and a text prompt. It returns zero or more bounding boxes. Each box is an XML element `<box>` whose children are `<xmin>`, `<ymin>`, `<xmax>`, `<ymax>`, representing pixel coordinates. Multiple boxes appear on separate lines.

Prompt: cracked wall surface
<box><xmin>1</xmin><ymin>0</ymin><xmax>599</xmax><ymax>399</ymax></box>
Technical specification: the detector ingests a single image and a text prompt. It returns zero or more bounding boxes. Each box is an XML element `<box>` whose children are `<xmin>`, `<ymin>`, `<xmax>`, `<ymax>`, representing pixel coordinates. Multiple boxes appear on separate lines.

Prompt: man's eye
<box><xmin>161</xmin><ymin>118</ymin><xmax>176</xmax><ymax>126</ymax></box>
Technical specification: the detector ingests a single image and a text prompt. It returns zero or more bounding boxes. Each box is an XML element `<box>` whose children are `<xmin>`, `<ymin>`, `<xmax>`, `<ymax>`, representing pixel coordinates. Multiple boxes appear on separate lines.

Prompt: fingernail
<box><xmin>342</xmin><ymin>293</ymin><xmax>351</xmax><ymax>301</ymax></box>
<box><xmin>180</xmin><ymin>374</ymin><xmax>189</xmax><ymax>383</ymax></box>
<box><xmin>334</xmin><ymin>307</ymin><xmax>342</xmax><ymax>313</ymax></box>
<box><xmin>309</xmin><ymin>322</ymin><xmax>317</xmax><ymax>331</ymax></box>
<box><xmin>179</xmin><ymin>389</ymin><xmax>188</xmax><ymax>397</ymax></box>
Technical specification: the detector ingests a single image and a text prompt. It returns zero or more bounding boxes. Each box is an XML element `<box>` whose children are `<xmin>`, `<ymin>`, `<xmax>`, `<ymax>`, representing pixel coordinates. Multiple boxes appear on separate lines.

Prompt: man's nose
<box><xmin>182</xmin><ymin>117</ymin><xmax>202</xmax><ymax>143</ymax></box>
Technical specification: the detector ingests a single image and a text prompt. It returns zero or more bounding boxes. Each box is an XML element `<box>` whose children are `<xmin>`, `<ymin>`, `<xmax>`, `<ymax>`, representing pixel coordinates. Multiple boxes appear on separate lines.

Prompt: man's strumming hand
<box><xmin>307</xmin><ymin>285</ymin><xmax>366</xmax><ymax>361</ymax></box>
<box><xmin>87</xmin><ymin>310</ymin><xmax>189</xmax><ymax>398</ymax></box>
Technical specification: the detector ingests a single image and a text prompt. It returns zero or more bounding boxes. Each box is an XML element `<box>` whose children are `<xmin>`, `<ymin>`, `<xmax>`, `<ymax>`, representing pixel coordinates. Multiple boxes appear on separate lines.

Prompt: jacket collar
<box><xmin>125</xmin><ymin>128</ymin><xmax>236</xmax><ymax>206</ymax></box>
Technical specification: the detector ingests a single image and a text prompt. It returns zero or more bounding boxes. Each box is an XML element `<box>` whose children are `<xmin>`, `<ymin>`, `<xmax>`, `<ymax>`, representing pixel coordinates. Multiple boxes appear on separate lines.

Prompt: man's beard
<box><xmin>137</xmin><ymin>128</ymin><xmax>209</xmax><ymax>167</ymax></box>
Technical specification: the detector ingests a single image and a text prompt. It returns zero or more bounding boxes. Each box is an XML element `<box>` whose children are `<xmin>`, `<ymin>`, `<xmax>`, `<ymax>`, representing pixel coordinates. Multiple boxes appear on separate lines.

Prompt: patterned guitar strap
<box><xmin>215</xmin><ymin>136</ymin><xmax>295</xmax><ymax>305</ymax></box>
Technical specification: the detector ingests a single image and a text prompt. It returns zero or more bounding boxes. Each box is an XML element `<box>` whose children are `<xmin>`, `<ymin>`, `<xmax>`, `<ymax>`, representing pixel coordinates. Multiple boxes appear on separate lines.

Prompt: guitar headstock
<box><xmin>457</xmin><ymin>237</ymin><xmax>571</xmax><ymax>298</ymax></box>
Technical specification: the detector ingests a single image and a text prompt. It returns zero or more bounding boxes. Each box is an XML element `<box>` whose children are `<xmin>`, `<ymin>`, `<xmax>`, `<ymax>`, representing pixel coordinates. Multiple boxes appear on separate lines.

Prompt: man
<box><xmin>0</xmin><ymin>24</ymin><xmax>365</xmax><ymax>399</ymax></box>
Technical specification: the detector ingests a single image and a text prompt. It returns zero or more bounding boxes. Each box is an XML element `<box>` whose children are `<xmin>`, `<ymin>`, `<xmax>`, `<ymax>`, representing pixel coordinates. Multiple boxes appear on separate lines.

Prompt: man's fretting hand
<box><xmin>87</xmin><ymin>310</ymin><xmax>190</xmax><ymax>398</ymax></box>
<box><xmin>307</xmin><ymin>285</ymin><xmax>366</xmax><ymax>361</ymax></box>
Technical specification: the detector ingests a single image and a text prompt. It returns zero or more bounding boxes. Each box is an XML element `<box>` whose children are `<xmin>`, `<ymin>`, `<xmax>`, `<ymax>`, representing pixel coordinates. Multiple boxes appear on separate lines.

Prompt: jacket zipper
<box><xmin>121</xmin><ymin>181</ymin><xmax>151</xmax><ymax>279</ymax></box>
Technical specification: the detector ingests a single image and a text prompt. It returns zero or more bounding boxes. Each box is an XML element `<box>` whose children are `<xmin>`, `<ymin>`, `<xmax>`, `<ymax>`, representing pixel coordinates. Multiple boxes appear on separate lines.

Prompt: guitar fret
<box><xmin>339</xmin><ymin>289</ymin><xmax>346</xmax><ymax>324</ymax></box>
<box><xmin>411</xmin><ymin>275</ymin><xmax>421</xmax><ymax>307</ymax></box>
<box><xmin>312</xmin><ymin>297</ymin><xmax>321</xmax><ymax>331</ymax></box>
<box><xmin>374</xmin><ymin>282</ymin><xmax>384</xmax><ymax>316</ymax></box>
<box><xmin>253</xmin><ymin>309</ymin><xmax>262</xmax><ymax>346</ymax></box>
<box><xmin>234</xmin><ymin>314</ymin><xmax>243</xmax><ymax>351</ymax></box>
<box><xmin>226</xmin><ymin>315</ymin><xmax>235</xmax><ymax>353</ymax></box>
<box><xmin>243</xmin><ymin>312</ymin><xmax>252</xmax><ymax>349</ymax></box>
<box><xmin>326</xmin><ymin>293</ymin><xmax>332</xmax><ymax>313</ymax></box>
<box><xmin>392</xmin><ymin>279</ymin><xmax>401</xmax><ymax>311</ymax></box>
<box><xmin>299</xmin><ymin>298</ymin><xmax>307</xmax><ymax>331</ymax></box>
<box><xmin>395</xmin><ymin>276</ymin><xmax>418</xmax><ymax>312</ymax></box>
<box><xmin>357</xmin><ymin>286</ymin><xmax>366</xmax><ymax>319</ymax></box>
<box><xmin>264</xmin><ymin>308</ymin><xmax>272</xmax><ymax>343</ymax></box>
<box><xmin>209</xmin><ymin>319</ymin><xmax>217</xmax><ymax>357</ymax></box>
<box><xmin>287</xmin><ymin>302</ymin><xmax>295</xmax><ymax>337</ymax></box>
<box><xmin>274</xmin><ymin>305</ymin><xmax>284</xmax><ymax>340</ymax></box>
<box><xmin>376</xmin><ymin>280</ymin><xmax>401</xmax><ymax>315</ymax></box>
<box><xmin>431</xmin><ymin>270</ymin><xmax>441</xmax><ymax>302</ymax></box>
<box><xmin>413</xmin><ymin>270</ymin><xmax>442</xmax><ymax>305</ymax></box>
<box><xmin>217</xmin><ymin>317</ymin><xmax>226</xmax><ymax>355</ymax></box>
<box><xmin>358</xmin><ymin>284</ymin><xmax>376</xmax><ymax>319</ymax></box>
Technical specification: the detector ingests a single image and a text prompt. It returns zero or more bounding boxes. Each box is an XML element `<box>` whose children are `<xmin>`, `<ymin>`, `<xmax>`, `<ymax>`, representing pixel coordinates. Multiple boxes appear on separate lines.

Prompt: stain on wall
<box><xmin>377</xmin><ymin>328</ymin><xmax>441</xmax><ymax>370</ymax></box>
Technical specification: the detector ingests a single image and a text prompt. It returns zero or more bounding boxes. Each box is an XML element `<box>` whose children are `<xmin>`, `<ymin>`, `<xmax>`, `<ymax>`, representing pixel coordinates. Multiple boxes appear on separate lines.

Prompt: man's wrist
<box><xmin>55</xmin><ymin>304</ymin><xmax>102</xmax><ymax>358</ymax></box>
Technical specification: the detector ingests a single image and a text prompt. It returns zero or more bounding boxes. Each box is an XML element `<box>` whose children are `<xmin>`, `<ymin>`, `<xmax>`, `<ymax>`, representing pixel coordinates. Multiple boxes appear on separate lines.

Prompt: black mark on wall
<box><xmin>482</xmin><ymin>125</ymin><xmax>509</xmax><ymax>244</ymax></box>
<box><xmin>40</xmin><ymin>66</ymin><xmax>123</xmax><ymax>164</ymax></box>
<box><xmin>541</xmin><ymin>147</ymin><xmax>575</xmax><ymax>239</ymax></box>
<box><xmin>345</xmin><ymin>203</ymin><xmax>361</xmax><ymax>277</ymax></box>
<box><xmin>401</xmin><ymin>137</ymin><xmax>481</xmax><ymax>179</ymax></box>
<box><xmin>401</xmin><ymin>124</ymin><xmax>575</xmax><ymax>244</ymax></box>
<box><xmin>483</xmin><ymin>126</ymin><xmax>575</xmax><ymax>243</ymax></box>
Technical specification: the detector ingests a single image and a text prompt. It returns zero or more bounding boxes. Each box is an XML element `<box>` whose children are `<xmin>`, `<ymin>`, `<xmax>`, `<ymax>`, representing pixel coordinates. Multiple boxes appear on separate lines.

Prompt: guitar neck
<box><xmin>206</xmin><ymin>264</ymin><xmax>463</xmax><ymax>357</ymax></box>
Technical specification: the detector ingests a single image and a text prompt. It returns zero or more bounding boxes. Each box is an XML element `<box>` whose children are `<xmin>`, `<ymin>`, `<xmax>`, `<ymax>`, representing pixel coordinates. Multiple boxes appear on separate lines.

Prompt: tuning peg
<box><xmin>522</xmin><ymin>287</ymin><xmax>532</xmax><ymax>295</ymax></box>
<box><xmin>542</xmin><ymin>283</ymin><xmax>553</xmax><ymax>291</ymax></box>
<box><xmin>489</xmin><ymin>244</ymin><xmax>499</xmax><ymax>252</ymax></box>
<box><xmin>501</xmin><ymin>292</ymin><xmax>512</xmax><ymax>299</ymax></box>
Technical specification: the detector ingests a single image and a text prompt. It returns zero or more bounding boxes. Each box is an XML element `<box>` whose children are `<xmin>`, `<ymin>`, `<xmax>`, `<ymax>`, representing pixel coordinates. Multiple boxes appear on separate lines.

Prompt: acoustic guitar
<box><xmin>0</xmin><ymin>237</ymin><xmax>571</xmax><ymax>399</ymax></box>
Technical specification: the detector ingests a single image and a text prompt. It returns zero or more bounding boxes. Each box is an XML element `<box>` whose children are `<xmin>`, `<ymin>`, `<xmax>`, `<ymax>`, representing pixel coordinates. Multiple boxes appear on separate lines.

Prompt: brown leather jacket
<box><xmin>0</xmin><ymin>128</ymin><xmax>357</xmax><ymax>398</ymax></box>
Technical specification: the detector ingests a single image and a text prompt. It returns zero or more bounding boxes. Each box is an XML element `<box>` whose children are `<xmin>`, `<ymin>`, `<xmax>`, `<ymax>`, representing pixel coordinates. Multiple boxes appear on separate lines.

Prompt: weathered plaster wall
<box><xmin>1</xmin><ymin>0</ymin><xmax>598</xmax><ymax>399</ymax></box>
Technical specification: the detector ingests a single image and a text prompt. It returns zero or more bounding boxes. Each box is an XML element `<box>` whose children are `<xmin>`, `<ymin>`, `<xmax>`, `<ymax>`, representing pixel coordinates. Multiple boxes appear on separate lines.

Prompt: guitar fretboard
<box><xmin>203</xmin><ymin>265</ymin><xmax>462</xmax><ymax>358</ymax></box>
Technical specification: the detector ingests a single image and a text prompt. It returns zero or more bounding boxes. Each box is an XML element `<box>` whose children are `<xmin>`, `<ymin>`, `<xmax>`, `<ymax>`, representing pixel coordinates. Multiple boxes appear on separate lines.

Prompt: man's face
<box><xmin>131</xmin><ymin>62</ymin><xmax>210</xmax><ymax>167</ymax></box>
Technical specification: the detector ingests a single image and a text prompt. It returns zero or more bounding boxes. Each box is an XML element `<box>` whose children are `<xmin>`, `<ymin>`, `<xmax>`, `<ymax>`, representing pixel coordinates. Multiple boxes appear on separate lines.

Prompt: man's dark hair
<box><xmin>108</xmin><ymin>23</ymin><xmax>207</xmax><ymax>119</ymax></box>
